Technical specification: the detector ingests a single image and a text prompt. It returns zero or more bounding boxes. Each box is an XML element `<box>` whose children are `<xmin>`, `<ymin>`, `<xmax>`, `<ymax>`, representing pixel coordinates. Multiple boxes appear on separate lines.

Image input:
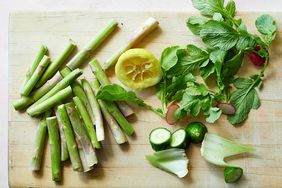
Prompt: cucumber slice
<box><xmin>170</xmin><ymin>128</ymin><xmax>188</xmax><ymax>149</ymax></box>
<box><xmin>224</xmin><ymin>167</ymin><xmax>243</xmax><ymax>183</ymax></box>
<box><xmin>149</xmin><ymin>128</ymin><xmax>171</xmax><ymax>151</ymax></box>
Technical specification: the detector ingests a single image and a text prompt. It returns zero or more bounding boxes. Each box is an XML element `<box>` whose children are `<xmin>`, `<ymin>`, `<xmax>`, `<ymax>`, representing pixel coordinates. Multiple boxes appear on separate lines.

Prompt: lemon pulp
<box><xmin>115</xmin><ymin>48</ymin><xmax>162</xmax><ymax>90</ymax></box>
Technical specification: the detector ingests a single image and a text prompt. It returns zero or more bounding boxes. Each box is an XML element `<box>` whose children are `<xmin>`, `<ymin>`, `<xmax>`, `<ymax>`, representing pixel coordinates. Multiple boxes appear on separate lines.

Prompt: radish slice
<box><xmin>217</xmin><ymin>103</ymin><xmax>236</xmax><ymax>115</ymax></box>
<box><xmin>166</xmin><ymin>104</ymin><xmax>180</xmax><ymax>125</ymax></box>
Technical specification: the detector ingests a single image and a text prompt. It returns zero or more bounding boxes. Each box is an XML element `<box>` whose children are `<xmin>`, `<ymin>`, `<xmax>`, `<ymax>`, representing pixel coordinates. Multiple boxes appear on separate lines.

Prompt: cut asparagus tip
<box><xmin>22</xmin><ymin>45</ymin><xmax>48</xmax><ymax>90</ymax></box>
<box><xmin>104</xmin><ymin>17</ymin><xmax>159</xmax><ymax>69</ymax></box>
<box><xmin>21</xmin><ymin>55</ymin><xmax>51</xmax><ymax>96</ymax></box>
<box><xmin>166</xmin><ymin>104</ymin><xmax>180</xmax><ymax>125</ymax></box>
<box><xmin>69</xmin><ymin>38</ymin><xmax>76</xmax><ymax>46</ymax></box>
<box><xmin>116</xmin><ymin>101</ymin><xmax>135</xmax><ymax>117</ymax></box>
<box><xmin>217</xmin><ymin>103</ymin><xmax>236</xmax><ymax>115</ymax></box>
<box><xmin>27</xmin><ymin>86</ymin><xmax>73</xmax><ymax>117</ymax></box>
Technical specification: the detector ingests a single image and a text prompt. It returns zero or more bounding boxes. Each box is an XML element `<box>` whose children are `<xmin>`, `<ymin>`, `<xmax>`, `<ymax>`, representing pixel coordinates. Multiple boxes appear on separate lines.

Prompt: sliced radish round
<box><xmin>166</xmin><ymin>104</ymin><xmax>180</xmax><ymax>125</ymax></box>
<box><xmin>217</xmin><ymin>103</ymin><xmax>236</xmax><ymax>115</ymax></box>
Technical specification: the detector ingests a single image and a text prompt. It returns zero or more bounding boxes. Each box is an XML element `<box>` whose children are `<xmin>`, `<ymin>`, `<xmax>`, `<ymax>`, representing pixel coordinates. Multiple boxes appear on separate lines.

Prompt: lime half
<box><xmin>115</xmin><ymin>48</ymin><xmax>162</xmax><ymax>90</ymax></box>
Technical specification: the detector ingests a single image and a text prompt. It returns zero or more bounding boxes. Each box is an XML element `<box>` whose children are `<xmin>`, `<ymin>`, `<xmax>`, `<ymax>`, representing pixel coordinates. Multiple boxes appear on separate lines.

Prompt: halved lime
<box><xmin>115</xmin><ymin>48</ymin><xmax>162</xmax><ymax>90</ymax></box>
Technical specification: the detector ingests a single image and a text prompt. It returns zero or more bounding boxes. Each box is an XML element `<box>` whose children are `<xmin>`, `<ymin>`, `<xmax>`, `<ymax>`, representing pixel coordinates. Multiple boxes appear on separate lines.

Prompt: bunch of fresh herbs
<box><xmin>157</xmin><ymin>0</ymin><xmax>277</xmax><ymax>125</ymax></box>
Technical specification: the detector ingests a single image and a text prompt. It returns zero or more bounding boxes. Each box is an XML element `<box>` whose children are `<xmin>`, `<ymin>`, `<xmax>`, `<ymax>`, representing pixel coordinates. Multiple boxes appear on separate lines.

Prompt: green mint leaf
<box><xmin>160</xmin><ymin>46</ymin><xmax>180</xmax><ymax>71</ymax></box>
<box><xmin>205</xmin><ymin>107</ymin><xmax>222</xmax><ymax>123</ymax></box>
<box><xmin>192</xmin><ymin>0</ymin><xmax>224</xmax><ymax>17</ymax></box>
<box><xmin>186</xmin><ymin>16</ymin><xmax>208</xmax><ymax>35</ymax></box>
<box><xmin>225</xmin><ymin>0</ymin><xmax>236</xmax><ymax>17</ymax></box>
<box><xmin>228</xmin><ymin>78</ymin><xmax>261</xmax><ymax>125</ymax></box>
<box><xmin>200</xmin><ymin>20</ymin><xmax>255</xmax><ymax>50</ymax></box>
<box><xmin>97</xmin><ymin>84</ymin><xmax>164</xmax><ymax>117</ymax></box>
<box><xmin>96</xmin><ymin>84</ymin><xmax>143</xmax><ymax>105</ymax></box>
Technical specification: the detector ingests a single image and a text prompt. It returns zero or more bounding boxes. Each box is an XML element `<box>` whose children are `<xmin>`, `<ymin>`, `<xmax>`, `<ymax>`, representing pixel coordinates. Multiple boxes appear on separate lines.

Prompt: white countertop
<box><xmin>1</xmin><ymin>0</ymin><xmax>282</xmax><ymax>187</ymax></box>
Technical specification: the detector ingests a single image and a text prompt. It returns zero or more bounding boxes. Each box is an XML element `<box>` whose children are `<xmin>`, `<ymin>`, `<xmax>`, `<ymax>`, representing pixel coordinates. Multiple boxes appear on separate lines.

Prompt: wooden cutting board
<box><xmin>8</xmin><ymin>11</ymin><xmax>282</xmax><ymax>188</ymax></box>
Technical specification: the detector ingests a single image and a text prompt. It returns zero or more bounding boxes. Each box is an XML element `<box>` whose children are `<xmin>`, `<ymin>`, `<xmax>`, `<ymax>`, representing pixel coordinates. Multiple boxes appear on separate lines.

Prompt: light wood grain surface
<box><xmin>8</xmin><ymin>11</ymin><xmax>282</xmax><ymax>187</ymax></box>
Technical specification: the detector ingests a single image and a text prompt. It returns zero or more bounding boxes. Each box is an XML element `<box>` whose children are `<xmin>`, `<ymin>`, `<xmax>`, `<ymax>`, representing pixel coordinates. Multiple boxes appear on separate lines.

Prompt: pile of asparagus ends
<box><xmin>14</xmin><ymin>17</ymin><xmax>159</xmax><ymax>182</ymax></box>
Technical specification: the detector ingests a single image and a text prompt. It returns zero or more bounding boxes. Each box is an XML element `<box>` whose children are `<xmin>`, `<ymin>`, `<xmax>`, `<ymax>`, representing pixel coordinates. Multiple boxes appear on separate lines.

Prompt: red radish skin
<box><xmin>166</xmin><ymin>104</ymin><xmax>180</xmax><ymax>125</ymax></box>
<box><xmin>255</xmin><ymin>45</ymin><xmax>261</xmax><ymax>51</ymax></box>
<box><xmin>249</xmin><ymin>52</ymin><xmax>265</xmax><ymax>67</ymax></box>
<box><xmin>217</xmin><ymin>103</ymin><xmax>236</xmax><ymax>115</ymax></box>
<box><xmin>249</xmin><ymin>45</ymin><xmax>266</xmax><ymax>67</ymax></box>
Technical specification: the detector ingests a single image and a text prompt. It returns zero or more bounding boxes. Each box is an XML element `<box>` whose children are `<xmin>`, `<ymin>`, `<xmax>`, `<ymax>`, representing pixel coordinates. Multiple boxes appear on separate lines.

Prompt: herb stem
<box><xmin>142</xmin><ymin>103</ymin><xmax>165</xmax><ymax>117</ymax></box>
<box><xmin>160</xmin><ymin>77</ymin><xmax>167</xmax><ymax>113</ymax></box>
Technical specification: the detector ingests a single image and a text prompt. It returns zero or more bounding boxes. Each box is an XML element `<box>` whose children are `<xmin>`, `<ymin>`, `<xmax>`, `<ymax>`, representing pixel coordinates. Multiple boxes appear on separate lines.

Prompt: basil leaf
<box><xmin>160</xmin><ymin>46</ymin><xmax>180</xmax><ymax>71</ymax></box>
<box><xmin>228</xmin><ymin>78</ymin><xmax>261</xmax><ymax>125</ymax></box>
<box><xmin>186</xmin><ymin>16</ymin><xmax>208</xmax><ymax>35</ymax></box>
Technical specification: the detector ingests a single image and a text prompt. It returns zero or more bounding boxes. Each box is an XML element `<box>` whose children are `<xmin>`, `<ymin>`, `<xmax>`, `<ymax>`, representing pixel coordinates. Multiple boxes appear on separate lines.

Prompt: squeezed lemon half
<box><xmin>115</xmin><ymin>48</ymin><xmax>162</xmax><ymax>90</ymax></box>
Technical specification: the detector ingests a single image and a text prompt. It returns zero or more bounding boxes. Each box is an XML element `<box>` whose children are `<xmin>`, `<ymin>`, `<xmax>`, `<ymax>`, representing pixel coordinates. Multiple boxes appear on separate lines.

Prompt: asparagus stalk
<box><xmin>104</xmin><ymin>17</ymin><xmax>159</xmax><ymax>69</ymax></box>
<box><xmin>55</xmin><ymin>108</ymin><xmax>69</xmax><ymax>162</ymax></box>
<box><xmin>14</xmin><ymin>68</ymin><xmax>82</xmax><ymax>111</ymax></box>
<box><xmin>116</xmin><ymin>101</ymin><xmax>134</xmax><ymax>117</ymax></box>
<box><xmin>31</xmin><ymin>20</ymin><xmax>118</xmax><ymax>101</ymax></box>
<box><xmin>92</xmin><ymin>79</ymin><xmax>127</xmax><ymax>144</ymax></box>
<box><xmin>35</xmin><ymin>40</ymin><xmax>76</xmax><ymax>88</ymax></box>
<box><xmin>89</xmin><ymin>59</ymin><xmax>135</xmax><ymax>136</ymax></box>
<box><xmin>65</xmin><ymin>102</ymin><xmax>98</xmax><ymax>172</ymax></box>
<box><xmin>66</xmin><ymin>19</ymin><xmax>118</xmax><ymax>69</ymax></box>
<box><xmin>21</xmin><ymin>55</ymin><xmax>51</xmax><ymax>96</ymax></box>
<box><xmin>89</xmin><ymin>58</ymin><xmax>134</xmax><ymax>116</ymax></box>
<box><xmin>31</xmin><ymin>111</ymin><xmax>51</xmax><ymax>171</ymax></box>
<box><xmin>73</xmin><ymin>96</ymin><xmax>101</xmax><ymax>149</ymax></box>
<box><xmin>31</xmin><ymin>69</ymin><xmax>82</xmax><ymax>108</ymax></box>
<box><xmin>60</xmin><ymin>67</ymin><xmax>95</xmax><ymax>123</ymax></box>
<box><xmin>27</xmin><ymin>86</ymin><xmax>72</xmax><ymax>117</ymax></box>
<box><xmin>23</xmin><ymin>45</ymin><xmax>48</xmax><ymax>87</ymax></box>
<box><xmin>57</xmin><ymin>104</ymin><xmax>82</xmax><ymax>171</ymax></box>
<box><xmin>82</xmin><ymin>79</ymin><xmax>104</xmax><ymax>141</ymax></box>
<box><xmin>46</xmin><ymin>116</ymin><xmax>61</xmax><ymax>182</ymax></box>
